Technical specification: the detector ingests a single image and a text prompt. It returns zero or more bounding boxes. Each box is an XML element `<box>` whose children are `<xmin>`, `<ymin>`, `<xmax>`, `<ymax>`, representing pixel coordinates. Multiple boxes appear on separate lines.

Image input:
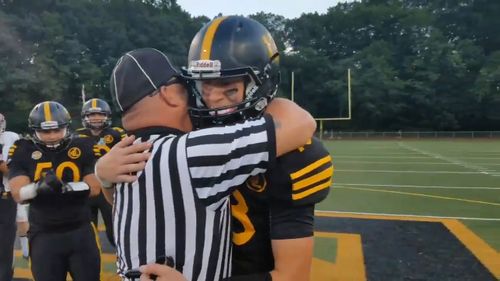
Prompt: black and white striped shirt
<box><xmin>113</xmin><ymin>116</ymin><xmax>276</xmax><ymax>281</ymax></box>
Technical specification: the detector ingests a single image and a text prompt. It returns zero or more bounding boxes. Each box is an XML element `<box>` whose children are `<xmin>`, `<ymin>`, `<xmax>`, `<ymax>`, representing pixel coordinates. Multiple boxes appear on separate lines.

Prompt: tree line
<box><xmin>1</xmin><ymin>0</ymin><xmax>499</xmax><ymax>132</ymax></box>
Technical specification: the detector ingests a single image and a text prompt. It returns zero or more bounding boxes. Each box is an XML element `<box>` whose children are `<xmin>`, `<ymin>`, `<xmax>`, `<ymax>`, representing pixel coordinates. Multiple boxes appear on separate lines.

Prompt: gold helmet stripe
<box><xmin>200</xmin><ymin>16</ymin><xmax>228</xmax><ymax>60</ymax></box>
<box><xmin>91</xmin><ymin>98</ymin><xmax>97</xmax><ymax>109</ymax></box>
<box><xmin>43</xmin><ymin>102</ymin><xmax>52</xmax><ymax>122</ymax></box>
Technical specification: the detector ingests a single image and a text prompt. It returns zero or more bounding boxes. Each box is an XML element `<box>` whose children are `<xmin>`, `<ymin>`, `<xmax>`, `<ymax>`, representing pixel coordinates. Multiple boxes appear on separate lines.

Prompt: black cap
<box><xmin>110</xmin><ymin>48</ymin><xmax>179</xmax><ymax>112</ymax></box>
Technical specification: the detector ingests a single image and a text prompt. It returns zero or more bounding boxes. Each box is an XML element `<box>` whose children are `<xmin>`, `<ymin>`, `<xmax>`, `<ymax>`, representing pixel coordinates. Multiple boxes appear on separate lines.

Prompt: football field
<box><xmin>13</xmin><ymin>139</ymin><xmax>500</xmax><ymax>280</ymax></box>
<box><xmin>311</xmin><ymin>139</ymin><xmax>500</xmax><ymax>280</ymax></box>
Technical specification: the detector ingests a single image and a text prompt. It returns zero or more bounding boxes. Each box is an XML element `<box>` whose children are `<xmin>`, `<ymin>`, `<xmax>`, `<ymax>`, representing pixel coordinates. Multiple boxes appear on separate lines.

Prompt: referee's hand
<box><xmin>96</xmin><ymin>135</ymin><xmax>152</xmax><ymax>183</ymax></box>
<box><xmin>139</xmin><ymin>263</ymin><xmax>187</xmax><ymax>281</ymax></box>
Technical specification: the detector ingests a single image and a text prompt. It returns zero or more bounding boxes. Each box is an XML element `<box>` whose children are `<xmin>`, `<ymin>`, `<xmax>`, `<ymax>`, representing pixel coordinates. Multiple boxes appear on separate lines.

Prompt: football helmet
<box><xmin>0</xmin><ymin>113</ymin><xmax>5</xmax><ymax>133</ymax></box>
<box><xmin>28</xmin><ymin>101</ymin><xmax>72</xmax><ymax>149</ymax></box>
<box><xmin>81</xmin><ymin>98</ymin><xmax>112</xmax><ymax>130</ymax></box>
<box><xmin>182</xmin><ymin>16</ymin><xmax>280</xmax><ymax>128</ymax></box>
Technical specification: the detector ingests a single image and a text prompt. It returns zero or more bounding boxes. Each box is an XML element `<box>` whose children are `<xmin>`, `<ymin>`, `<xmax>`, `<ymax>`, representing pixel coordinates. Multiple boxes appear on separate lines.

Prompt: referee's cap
<box><xmin>110</xmin><ymin>48</ymin><xmax>179</xmax><ymax>112</ymax></box>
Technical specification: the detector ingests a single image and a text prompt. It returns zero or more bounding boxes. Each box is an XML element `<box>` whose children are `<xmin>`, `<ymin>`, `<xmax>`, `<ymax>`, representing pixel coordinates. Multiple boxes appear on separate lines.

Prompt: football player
<box><xmin>8</xmin><ymin>101</ymin><xmax>102</xmax><ymax>281</ymax></box>
<box><xmin>182</xmin><ymin>16</ymin><xmax>333</xmax><ymax>281</ymax></box>
<box><xmin>76</xmin><ymin>98</ymin><xmax>125</xmax><ymax>247</ymax></box>
<box><xmin>0</xmin><ymin>112</ymin><xmax>20</xmax><ymax>280</ymax></box>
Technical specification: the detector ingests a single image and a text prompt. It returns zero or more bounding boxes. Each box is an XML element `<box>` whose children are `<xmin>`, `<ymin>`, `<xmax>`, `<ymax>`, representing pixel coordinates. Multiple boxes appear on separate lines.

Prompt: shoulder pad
<box><xmin>112</xmin><ymin>126</ymin><xmax>125</xmax><ymax>133</ymax></box>
<box><xmin>275</xmin><ymin>137</ymin><xmax>333</xmax><ymax>206</ymax></box>
<box><xmin>112</xmin><ymin>127</ymin><xmax>127</xmax><ymax>139</ymax></box>
<box><xmin>8</xmin><ymin>138</ymin><xmax>30</xmax><ymax>158</ymax></box>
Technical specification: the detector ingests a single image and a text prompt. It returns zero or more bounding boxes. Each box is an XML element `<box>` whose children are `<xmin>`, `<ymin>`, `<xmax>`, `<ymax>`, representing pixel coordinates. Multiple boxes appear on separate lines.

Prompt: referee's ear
<box><xmin>159</xmin><ymin>84</ymin><xmax>187</xmax><ymax>108</ymax></box>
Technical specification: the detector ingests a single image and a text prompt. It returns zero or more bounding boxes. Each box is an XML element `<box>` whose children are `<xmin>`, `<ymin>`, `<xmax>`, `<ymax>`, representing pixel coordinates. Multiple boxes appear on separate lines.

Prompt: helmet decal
<box><xmin>200</xmin><ymin>16</ymin><xmax>228</xmax><ymax>60</ymax></box>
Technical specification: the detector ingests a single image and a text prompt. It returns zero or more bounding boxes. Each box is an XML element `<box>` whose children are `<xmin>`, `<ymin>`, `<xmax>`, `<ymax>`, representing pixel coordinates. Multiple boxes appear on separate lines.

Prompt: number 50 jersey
<box><xmin>7</xmin><ymin>137</ymin><xmax>97</xmax><ymax>232</ymax></box>
<box><xmin>231</xmin><ymin>137</ymin><xmax>334</xmax><ymax>274</ymax></box>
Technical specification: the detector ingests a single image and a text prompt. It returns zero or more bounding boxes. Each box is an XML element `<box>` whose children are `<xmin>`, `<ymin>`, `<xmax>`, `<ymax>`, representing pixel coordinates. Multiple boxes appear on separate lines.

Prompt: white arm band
<box><xmin>19</xmin><ymin>183</ymin><xmax>37</xmax><ymax>201</ymax></box>
<box><xmin>67</xmin><ymin>182</ymin><xmax>90</xmax><ymax>192</ymax></box>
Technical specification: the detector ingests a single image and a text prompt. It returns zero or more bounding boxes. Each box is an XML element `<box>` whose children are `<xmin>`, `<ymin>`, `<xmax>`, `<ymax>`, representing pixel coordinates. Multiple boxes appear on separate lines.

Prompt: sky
<box><xmin>176</xmin><ymin>0</ymin><xmax>351</xmax><ymax>19</ymax></box>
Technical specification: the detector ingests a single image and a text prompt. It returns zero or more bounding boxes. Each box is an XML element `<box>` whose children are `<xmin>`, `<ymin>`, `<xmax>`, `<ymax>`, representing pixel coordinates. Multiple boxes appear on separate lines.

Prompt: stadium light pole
<box><xmin>291</xmin><ymin>71</ymin><xmax>295</xmax><ymax>102</ymax></box>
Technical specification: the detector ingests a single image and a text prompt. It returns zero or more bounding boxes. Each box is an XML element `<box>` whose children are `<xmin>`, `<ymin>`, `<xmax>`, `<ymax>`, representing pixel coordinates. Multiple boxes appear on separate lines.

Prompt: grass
<box><xmin>316</xmin><ymin>139</ymin><xmax>500</xmax><ymax>250</ymax></box>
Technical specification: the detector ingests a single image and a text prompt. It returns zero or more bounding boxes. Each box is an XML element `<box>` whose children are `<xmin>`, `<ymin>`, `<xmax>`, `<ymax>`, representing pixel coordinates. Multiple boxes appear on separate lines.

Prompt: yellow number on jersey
<box><xmin>34</xmin><ymin>161</ymin><xmax>81</xmax><ymax>182</ymax></box>
<box><xmin>231</xmin><ymin>190</ymin><xmax>256</xmax><ymax>246</ymax></box>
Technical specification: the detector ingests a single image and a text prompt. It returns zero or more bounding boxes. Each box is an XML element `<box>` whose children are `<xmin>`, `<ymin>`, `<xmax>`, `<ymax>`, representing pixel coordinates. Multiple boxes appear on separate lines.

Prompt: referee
<box><xmin>96</xmin><ymin>48</ymin><xmax>316</xmax><ymax>280</ymax></box>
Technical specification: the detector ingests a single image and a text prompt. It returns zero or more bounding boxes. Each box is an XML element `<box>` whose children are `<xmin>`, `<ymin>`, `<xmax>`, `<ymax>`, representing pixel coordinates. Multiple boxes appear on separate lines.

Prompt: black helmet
<box><xmin>182</xmin><ymin>16</ymin><xmax>280</xmax><ymax>128</ymax></box>
<box><xmin>28</xmin><ymin>101</ymin><xmax>71</xmax><ymax>149</ymax></box>
<box><xmin>81</xmin><ymin>98</ymin><xmax>112</xmax><ymax>130</ymax></box>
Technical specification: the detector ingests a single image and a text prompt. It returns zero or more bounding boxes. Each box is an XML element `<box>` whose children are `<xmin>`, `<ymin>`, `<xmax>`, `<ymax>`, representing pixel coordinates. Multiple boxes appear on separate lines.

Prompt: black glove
<box><xmin>36</xmin><ymin>170</ymin><xmax>64</xmax><ymax>194</ymax></box>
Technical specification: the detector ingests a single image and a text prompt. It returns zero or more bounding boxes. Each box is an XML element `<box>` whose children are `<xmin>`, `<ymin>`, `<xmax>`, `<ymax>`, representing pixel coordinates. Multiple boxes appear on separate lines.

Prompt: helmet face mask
<box><xmin>29</xmin><ymin>101</ymin><xmax>72</xmax><ymax>150</ymax></box>
<box><xmin>34</xmin><ymin>128</ymin><xmax>69</xmax><ymax>149</ymax></box>
<box><xmin>81</xmin><ymin>98</ymin><xmax>112</xmax><ymax>130</ymax></box>
<box><xmin>182</xmin><ymin>16</ymin><xmax>280</xmax><ymax>129</ymax></box>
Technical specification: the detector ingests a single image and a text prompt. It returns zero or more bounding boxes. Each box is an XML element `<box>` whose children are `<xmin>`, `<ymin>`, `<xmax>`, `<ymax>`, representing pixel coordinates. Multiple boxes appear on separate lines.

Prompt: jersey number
<box><xmin>34</xmin><ymin>161</ymin><xmax>81</xmax><ymax>182</ymax></box>
<box><xmin>231</xmin><ymin>190</ymin><xmax>256</xmax><ymax>245</ymax></box>
<box><xmin>95</xmin><ymin>144</ymin><xmax>110</xmax><ymax>154</ymax></box>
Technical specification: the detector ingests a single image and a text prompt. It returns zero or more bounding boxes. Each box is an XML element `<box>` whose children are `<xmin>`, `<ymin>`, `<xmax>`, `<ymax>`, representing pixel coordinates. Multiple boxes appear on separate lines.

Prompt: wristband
<box><xmin>19</xmin><ymin>183</ymin><xmax>37</xmax><ymax>201</ymax></box>
<box><xmin>67</xmin><ymin>182</ymin><xmax>90</xmax><ymax>191</ymax></box>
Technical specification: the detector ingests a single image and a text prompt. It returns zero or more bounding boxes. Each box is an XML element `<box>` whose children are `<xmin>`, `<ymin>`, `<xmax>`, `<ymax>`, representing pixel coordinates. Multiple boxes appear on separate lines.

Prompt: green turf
<box><xmin>313</xmin><ymin>237</ymin><xmax>337</xmax><ymax>263</ymax></box>
<box><xmin>316</xmin><ymin>139</ymin><xmax>500</xmax><ymax>251</ymax></box>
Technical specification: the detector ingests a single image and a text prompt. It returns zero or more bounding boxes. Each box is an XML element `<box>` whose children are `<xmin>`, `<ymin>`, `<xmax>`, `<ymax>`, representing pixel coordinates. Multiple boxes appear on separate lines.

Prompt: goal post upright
<box><xmin>289</xmin><ymin>69</ymin><xmax>352</xmax><ymax>140</ymax></box>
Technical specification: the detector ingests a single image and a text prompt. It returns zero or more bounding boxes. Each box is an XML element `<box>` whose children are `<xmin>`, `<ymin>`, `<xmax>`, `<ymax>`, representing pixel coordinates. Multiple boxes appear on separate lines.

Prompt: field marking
<box><xmin>332</xmin><ymin>152</ymin><xmax>422</xmax><ymax>156</ymax></box>
<box><xmin>336</xmin><ymin>186</ymin><xmax>500</xmax><ymax>206</ymax></box>
<box><xmin>335</xmin><ymin>182</ymin><xmax>500</xmax><ymax>190</ymax></box>
<box><xmin>338</xmin><ymin>160</ymin><xmax>500</xmax><ymax>166</ymax></box>
<box><xmin>337</xmin><ymin>169</ymin><xmax>484</xmax><ymax>174</ymax></box>
<box><xmin>335</xmin><ymin>155</ymin><xmax>500</xmax><ymax>160</ymax></box>
<box><xmin>397</xmin><ymin>143</ymin><xmax>497</xmax><ymax>174</ymax></box>
<box><xmin>312</xmin><ymin>232</ymin><xmax>366</xmax><ymax>281</ymax></box>
<box><xmin>315</xmin><ymin>210</ymin><xmax>500</xmax><ymax>221</ymax></box>
<box><xmin>442</xmin><ymin>220</ymin><xmax>500</xmax><ymax>278</ymax></box>
<box><xmin>314</xmin><ymin>211</ymin><xmax>500</xmax><ymax>278</ymax></box>
<box><xmin>334</xmin><ymin>156</ymin><xmax>436</xmax><ymax>159</ymax></box>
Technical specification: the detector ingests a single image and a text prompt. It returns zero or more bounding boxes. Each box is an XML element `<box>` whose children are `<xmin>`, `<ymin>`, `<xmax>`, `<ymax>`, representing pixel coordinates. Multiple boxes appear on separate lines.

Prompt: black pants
<box><xmin>0</xmin><ymin>195</ymin><xmax>16</xmax><ymax>281</ymax></box>
<box><xmin>89</xmin><ymin>192</ymin><xmax>115</xmax><ymax>247</ymax></box>
<box><xmin>29</xmin><ymin>223</ymin><xmax>101</xmax><ymax>281</ymax></box>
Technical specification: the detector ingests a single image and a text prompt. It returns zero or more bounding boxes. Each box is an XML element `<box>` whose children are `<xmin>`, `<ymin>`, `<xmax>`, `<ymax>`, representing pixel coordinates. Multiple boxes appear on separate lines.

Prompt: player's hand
<box><xmin>36</xmin><ymin>170</ymin><xmax>63</xmax><ymax>194</ymax></box>
<box><xmin>95</xmin><ymin>135</ymin><xmax>152</xmax><ymax>183</ymax></box>
<box><xmin>139</xmin><ymin>263</ymin><xmax>187</xmax><ymax>281</ymax></box>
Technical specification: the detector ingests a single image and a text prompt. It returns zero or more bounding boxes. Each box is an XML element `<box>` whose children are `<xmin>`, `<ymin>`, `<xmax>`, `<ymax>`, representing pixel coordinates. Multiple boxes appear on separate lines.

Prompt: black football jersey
<box><xmin>7</xmin><ymin>137</ymin><xmax>98</xmax><ymax>232</ymax></box>
<box><xmin>75</xmin><ymin>126</ymin><xmax>125</xmax><ymax>157</ymax></box>
<box><xmin>231</xmin><ymin>137</ymin><xmax>333</xmax><ymax>274</ymax></box>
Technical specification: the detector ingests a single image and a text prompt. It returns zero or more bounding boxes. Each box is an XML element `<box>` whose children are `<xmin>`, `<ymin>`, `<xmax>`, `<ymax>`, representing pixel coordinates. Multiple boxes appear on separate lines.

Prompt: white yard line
<box><xmin>334</xmin><ymin>183</ymin><xmax>500</xmax><ymax>190</ymax></box>
<box><xmin>339</xmin><ymin>161</ymin><xmax>473</xmax><ymax>165</ymax></box>
<box><xmin>337</xmin><ymin>169</ymin><xmax>483</xmax><ymax>174</ymax></box>
<box><xmin>397</xmin><ymin>142</ymin><xmax>499</xmax><ymax>175</ymax></box>
<box><xmin>315</xmin><ymin>210</ymin><xmax>500</xmax><ymax>221</ymax></box>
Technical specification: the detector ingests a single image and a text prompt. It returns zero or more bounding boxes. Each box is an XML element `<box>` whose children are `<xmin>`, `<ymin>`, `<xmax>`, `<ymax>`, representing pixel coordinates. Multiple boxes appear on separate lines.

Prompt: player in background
<box><xmin>75</xmin><ymin>98</ymin><xmax>125</xmax><ymax>247</ymax></box>
<box><xmin>8</xmin><ymin>101</ymin><xmax>102</xmax><ymax>281</ymax></box>
<box><xmin>0</xmin><ymin>112</ymin><xmax>21</xmax><ymax>280</ymax></box>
